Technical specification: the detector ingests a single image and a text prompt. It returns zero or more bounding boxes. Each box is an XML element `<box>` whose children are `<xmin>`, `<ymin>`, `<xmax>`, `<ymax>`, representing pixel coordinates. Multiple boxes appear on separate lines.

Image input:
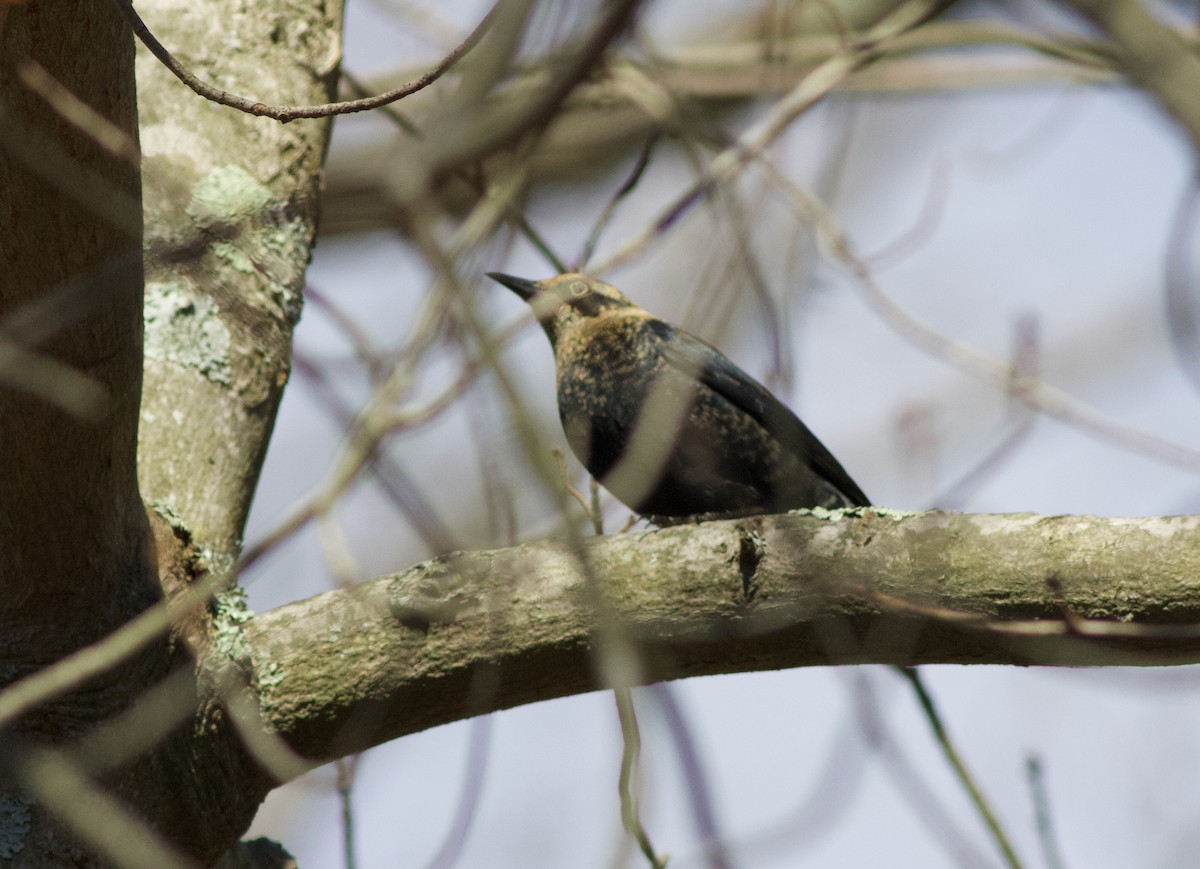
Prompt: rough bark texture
<box><xmin>0</xmin><ymin>0</ymin><xmax>152</xmax><ymax>648</ymax></box>
<box><xmin>135</xmin><ymin>0</ymin><xmax>342</xmax><ymax>572</ymax></box>
<box><xmin>8</xmin><ymin>0</ymin><xmax>1200</xmax><ymax>865</ymax></box>
<box><xmin>126</xmin><ymin>0</ymin><xmax>342</xmax><ymax>860</ymax></box>
<box><xmin>0</xmin><ymin>0</ymin><xmax>338</xmax><ymax>863</ymax></box>
<box><xmin>246</xmin><ymin>510</ymin><xmax>1200</xmax><ymax>763</ymax></box>
<box><xmin>0</xmin><ymin>0</ymin><xmax>167</xmax><ymax>865</ymax></box>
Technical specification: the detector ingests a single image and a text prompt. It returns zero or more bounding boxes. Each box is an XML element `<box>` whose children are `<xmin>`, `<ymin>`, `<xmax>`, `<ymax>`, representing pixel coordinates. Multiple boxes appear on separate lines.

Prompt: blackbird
<box><xmin>489</xmin><ymin>272</ymin><xmax>868</xmax><ymax>523</ymax></box>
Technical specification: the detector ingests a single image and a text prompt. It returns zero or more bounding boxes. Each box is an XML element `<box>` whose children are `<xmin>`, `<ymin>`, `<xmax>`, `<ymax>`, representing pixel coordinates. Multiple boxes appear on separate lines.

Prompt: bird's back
<box><xmin>553</xmin><ymin>310</ymin><xmax>867</xmax><ymax>520</ymax></box>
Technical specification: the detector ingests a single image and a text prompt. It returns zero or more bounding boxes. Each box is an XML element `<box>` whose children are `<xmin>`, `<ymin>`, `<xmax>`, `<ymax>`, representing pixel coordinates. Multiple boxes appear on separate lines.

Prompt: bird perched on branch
<box><xmin>488</xmin><ymin>272</ymin><xmax>868</xmax><ymax>523</ymax></box>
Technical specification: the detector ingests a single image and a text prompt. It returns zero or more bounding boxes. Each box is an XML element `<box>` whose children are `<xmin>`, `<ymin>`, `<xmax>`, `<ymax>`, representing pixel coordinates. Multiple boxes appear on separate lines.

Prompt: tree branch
<box><xmin>1059</xmin><ymin>0</ymin><xmax>1200</xmax><ymax>153</ymax></box>
<box><xmin>134</xmin><ymin>0</ymin><xmax>340</xmax><ymax>567</ymax></box>
<box><xmin>113</xmin><ymin>0</ymin><xmax>496</xmax><ymax>121</ymax></box>
<box><xmin>246</xmin><ymin>510</ymin><xmax>1200</xmax><ymax>765</ymax></box>
<box><xmin>0</xmin><ymin>0</ymin><xmax>152</xmax><ymax>667</ymax></box>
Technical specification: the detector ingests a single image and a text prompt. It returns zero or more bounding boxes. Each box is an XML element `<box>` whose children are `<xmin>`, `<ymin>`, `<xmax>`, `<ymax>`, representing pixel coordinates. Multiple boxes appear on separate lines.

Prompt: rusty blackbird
<box><xmin>489</xmin><ymin>272</ymin><xmax>868</xmax><ymax>523</ymax></box>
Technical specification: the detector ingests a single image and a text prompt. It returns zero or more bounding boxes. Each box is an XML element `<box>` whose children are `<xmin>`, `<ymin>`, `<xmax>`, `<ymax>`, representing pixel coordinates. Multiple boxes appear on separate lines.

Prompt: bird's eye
<box><xmin>569</xmin><ymin>281</ymin><xmax>587</xmax><ymax>297</ymax></box>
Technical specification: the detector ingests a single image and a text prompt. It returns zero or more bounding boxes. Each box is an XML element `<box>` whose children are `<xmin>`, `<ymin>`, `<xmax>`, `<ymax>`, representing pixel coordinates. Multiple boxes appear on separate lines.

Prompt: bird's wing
<box><xmin>651</xmin><ymin>321</ymin><xmax>870</xmax><ymax>507</ymax></box>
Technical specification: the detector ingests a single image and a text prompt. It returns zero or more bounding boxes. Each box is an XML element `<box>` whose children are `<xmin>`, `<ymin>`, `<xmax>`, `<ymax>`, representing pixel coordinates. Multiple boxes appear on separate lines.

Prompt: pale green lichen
<box><xmin>262</xmin><ymin>219</ymin><xmax>309</xmax><ymax>323</ymax></box>
<box><xmin>795</xmin><ymin>505</ymin><xmax>929</xmax><ymax>521</ymax></box>
<box><xmin>144</xmin><ymin>280</ymin><xmax>233</xmax><ymax>385</ymax></box>
<box><xmin>186</xmin><ymin>165</ymin><xmax>271</xmax><ymax>225</ymax></box>
<box><xmin>863</xmin><ymin>506</ymin><xmax>931</xmax><ymax>521</ymax></box>
<box><xmin>182</xmin><ymin>166</ymin><xmax>308</xmax><ymax>326</ymax></box>
<box><xmin>147</xmin><ymin>499</ymin><xmax>187</xmax><ymax>532</ymax></box>
<box><xmin>212</xmin><ymin>587</ymin><xmax>255</xmax><ymax>663</ymax></box>
<box><xmin>255</xmin><ymin>656</ymin><xmax>285</xmax><ymax>689</ymax></box>
<box><xmin>212</xmin><ymin>241</ymin><xmax>256</xmax><ymax>275</ymax></box>
<box><xmin>794</xmin><ymin>505</ymin><xmax>874</xmax><ymax>520</ymax></box>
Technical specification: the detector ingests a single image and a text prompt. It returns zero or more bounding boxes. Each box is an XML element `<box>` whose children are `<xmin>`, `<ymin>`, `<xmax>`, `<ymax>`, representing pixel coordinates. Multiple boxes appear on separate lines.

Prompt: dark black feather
<box><xmin>492</xmin><ymin>272</ymin><xmax>869</xmax><ymax>522</ymax></box>
<box><xmin>651</xmin><ymin>320</ymin><xmax>870</xmax><ymax>508</ymax></box>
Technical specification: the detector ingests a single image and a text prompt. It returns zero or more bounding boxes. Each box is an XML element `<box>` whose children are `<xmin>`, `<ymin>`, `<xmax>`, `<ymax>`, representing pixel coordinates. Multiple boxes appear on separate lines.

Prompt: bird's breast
<box><xmin>553</xmin><ymin>316</ymin><xmax>667</xmax><ymax>476</ymax></box>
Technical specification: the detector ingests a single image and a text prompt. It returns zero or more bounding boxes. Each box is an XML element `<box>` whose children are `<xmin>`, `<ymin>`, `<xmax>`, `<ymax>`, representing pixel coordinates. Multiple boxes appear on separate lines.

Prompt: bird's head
<box><xmin>488</xmin><ymin>272</ymin><xmax>638</xmax><ymax>343</ymax></box>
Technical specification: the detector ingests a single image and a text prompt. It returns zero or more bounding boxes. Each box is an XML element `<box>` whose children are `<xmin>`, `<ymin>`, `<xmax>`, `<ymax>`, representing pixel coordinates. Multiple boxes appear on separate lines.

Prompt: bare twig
<box><xmin>593</xmin><ymin>0</ymin><xmax>950</xmax><ymax>274</ymax></box>
<box><xmin>1026</xmin><ymin>755</ymin><xmax>1068</xmax><ymax>869</ymax></box>
<box><xmin>1058</xmin><ymin>0</ymin><xmax>1200</xmax><ymax>152</ymax></box>
<box><xmin>576</xmin><ymin>133</ymin><xmax>660</xmax><ymax>270</ymax></box>
<box><xmin>614</xmin><ymin>688</ymin><xmax>667</xmax><ymax>869</ymax></box>
<box><xmin>0</xmin><ymin>573</ymin><xmax>222</xmax><ymax>730</ymax></box>
<box><xmin>304</xmin><ymin>284</ymin><xmax>387</xmax><ymax>379</ymax></box>
<box><xmin>16</xmin><ymin>59</ymin><xmax>141</xmax><ymax>165</ymax></box>
<box><xmin>933</xmin><ymin>314</ymin><xmax>1040</xmax><ymax>509</ymax></box>
<box><xmin>422</xmin><ymin>0</ymin><xmax>646</xmax><ymax>176</ymax></box>
<box><xmin>756</xmin><ymin>156</ymin><xmax>1200</xmax><ymax>471</ymax></box>
<box><xmin>862</xmin><ymin>155</ymin><xmax>953</xmax><ymax>268</ymax></box>
<box><xmin>424</xmin><ymin>715</ymin><xmax>494</xmax><ymax>869</ymax></box>
<box><xmin>292</xmin><ymin>355</ymin><xmax>460</xmax><ymax>554</ymax></box>
<box><xmin>336</xmin><ymin>756</ymin><xmax>359</xmax><ymax>869</ymax></box>
<box><xmin>0</xmin><ymin>100</ymin><xmax>140</xmax><ymax>235</ymax></box>
<box><xmin>590</xmin><ymin>478</ymin><xmax>605</xmax><ymax>535</ymax></box>
<box><xmin>554</xmin><ymin>447</ymin><xmax>604</xmax><ymax>533</ymax></box>
<box><xmin>110</xmin><ymin>0</ymin><xmax>498</xmax><ymax>122</ymax></box>
<box><xmin>0</xmin><ymin>336</ymin><xmax>106</xmax><ymax>418</ymax></box>
<box><xmin>859</xmin><ymin>583</ymin><xmax>1200</xmax><ymax>641</ymax></box>
<box><xmin>1164</xmin><ymin>174</ymin><xmax>1200</xmax><ymax>394</ymax></box>
<box><xmin>897</xmin><ymin>667</ymin><xmax>1024</xmax><ymax>869</ymax></box>
<box><xmin>649</xmin><ymin>683</ymin><xmax>732</xmax><ymax>869</ymax></box>
<box><xmin>849</xmin><ymin>671</ymin><xmax>995</xmax><ymax>866</ymax></box>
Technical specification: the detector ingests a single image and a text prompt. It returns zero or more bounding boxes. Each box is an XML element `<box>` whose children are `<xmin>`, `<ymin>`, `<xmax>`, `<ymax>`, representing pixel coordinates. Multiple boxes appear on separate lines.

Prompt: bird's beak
<box><xmin>487</xmin><ymin>272</ymin><xmax>541</xmax><ymax>302</ymax></box>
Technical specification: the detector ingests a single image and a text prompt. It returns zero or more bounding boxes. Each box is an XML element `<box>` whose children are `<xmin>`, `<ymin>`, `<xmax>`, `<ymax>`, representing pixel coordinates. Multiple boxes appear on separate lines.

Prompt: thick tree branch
<box><xmin>0</xmin><ymin>2</ymin><xmax>177</xmax><ymax>864</ymax></box>
<box><xmin>0</xmin><ymin>0</ymin><xmax>150</xmax><ymax>637</ymax></box>
<box><xmin>246</xmin><ymin>510</ymin><xmax>1200</xmax><ymax>765</ymax></box>
<box><xmin>134</xmin><ymin>0</ymin><xmax>341</xmax><ymax>568</ymax></box>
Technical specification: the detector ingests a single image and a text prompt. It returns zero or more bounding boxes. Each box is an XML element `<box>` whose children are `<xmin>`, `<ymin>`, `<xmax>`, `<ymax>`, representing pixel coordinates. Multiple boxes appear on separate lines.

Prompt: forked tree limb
<box><xmin>246</xmin><ymin>509</ymin><xmax>1200</xmax><ymax>764</ymax></box>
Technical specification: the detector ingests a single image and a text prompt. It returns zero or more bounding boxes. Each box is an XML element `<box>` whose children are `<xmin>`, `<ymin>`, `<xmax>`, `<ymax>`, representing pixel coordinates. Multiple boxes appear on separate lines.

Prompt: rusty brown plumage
<box><xmin>489</xmin><ymin>272</ymin><xmax>868</xmax><ymax>523</ymax></box>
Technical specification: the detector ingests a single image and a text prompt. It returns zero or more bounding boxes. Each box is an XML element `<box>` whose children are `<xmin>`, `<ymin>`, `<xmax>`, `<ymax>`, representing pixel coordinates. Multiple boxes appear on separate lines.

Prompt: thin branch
<box><xmin>575</xmin><ymin>133</ymin><xmax>660</xmax><ymax>271</ymax></box>
<box><xmin>0</xmin><ymin>100</ymin><xmax>140</xmax><ymax>236</ymax></box>
<box><xmin>68</xmin><ymin>667</ymin><xmax>199</xmax><ymax>777</ymax></box>
<box><xmin>850</xmin><ymin>670</ymin><xmax>994</xmax><ymax>866</ymax></box>
<box><xmin>0</xmin><ymin>336</ymin><xmax>106</xmax><ymax>418</ymax></box>
<box><xmin>755</xmin><ymin>156</ymin><xmax>1200</xmax><ymax>471</ymax></box>
<box><xmin>1164</xmin><ymin>172</ymin><xmax>1200</xmax><ymax>394</ymax></box>
<box><xmin>336</xmin><ymin>756</ymin><xmax>359</xmax><ymax>869</ymax></box>
<box><xmin>861</xmin><ymin>154</ymin><xmax>953</xmax><ymax>268</ymax></box>
<box><xmin>1058</xmin><ymin>0</ymin><xmax>1200</xmax><ymax>153</ymax></box>
<box><xmin>650</xmin><ymin>683</ymin><xmax>732</xmax><ymax>869</ymax></box>
<box><xmin>110</xmin><ymin>0</ymin><xmax>498</xmax><ymax>122</ymax></box>
<box><xmin>292</xmin><ymin>354</ymin><xmax>460</xmax><ymax>554</ymax></box>
<box><xmin>614</xmin><ymin>688</ymin><xmax>667</xmax><ymax>869</ymax></box>
<box><xmin>0</xmin><ymin>571</ymin><xmax>224</xmax><ymax>730</ymax></box>
<box><xmin>422</xmin><ymin>0</ymin><xmax>646</xmax><ymax>176</ymax></box>
<box><xmin>1026</xmin><ymin>755</ymin><xmax>1068</xmax><ymax>869</ymax></box>
<box><xmin>835</xmin><ymin>219</ymin><xmax>1200</xmax><ymax>470</ymax></box>
<box><xmin>303</xmin><ymin>285</ymin><xmax>386</xmax><ymax>379</ymax></box>
<box><xmin>424</xmin><ymin>715</ymin><xmax>493</xmax><ymax>869</ymax></box>
<box><xmin>898</xmin><ymin>667</ymin><xmax>1024</xmax><ymax>869</ymax></box>
<box><xmin>16</xmin><ymin>59</ymin><xmax>141</xmax><ymax>165</ymax></box>
<box><xmin>932</xmin><ymin>314</ymin><xmax>1040</xmax><ymax>509</ymax></box>
<box><xmin>592</xmin><ymin>0</ymin><xmax>950</xmax><ymax>274</ymax></box>
<box><xmin>554</xmin><ymin>448</ymin><xmax>605</xmax><ymax>534</ymax></box>
<box><xmin>338</xmin><ymin>69</ymin><xmax>569</xmax><ymax>272</ymax></box>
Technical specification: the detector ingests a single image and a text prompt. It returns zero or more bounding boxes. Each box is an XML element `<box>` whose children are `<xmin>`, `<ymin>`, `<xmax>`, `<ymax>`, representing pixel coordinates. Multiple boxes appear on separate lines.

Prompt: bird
<box><xmin>488</xmin><ymin>272</ymin><xmax>868</xmax><ymax>523</ymax></box>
